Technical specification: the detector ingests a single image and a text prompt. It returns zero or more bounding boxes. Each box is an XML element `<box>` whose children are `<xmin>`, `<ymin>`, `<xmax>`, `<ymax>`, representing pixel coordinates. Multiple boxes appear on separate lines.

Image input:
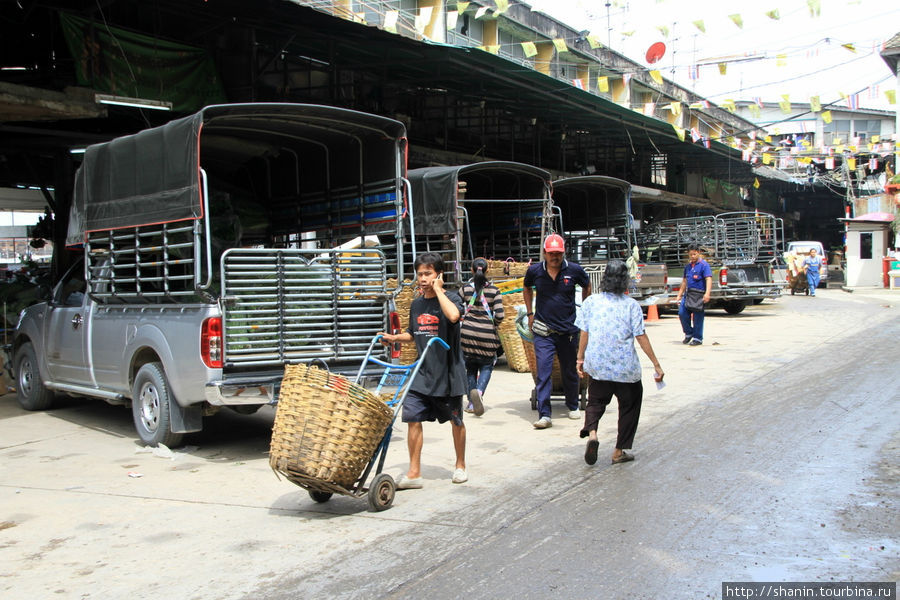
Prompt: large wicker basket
<box><xmin>269</xmin><ymin>364</ymin><xmax>393</xmax><ymax>492</ymax></box>
<box><xmin>522</xmin><ymin>338</ymin><xmax>563</xmax><ymax>388</ymax></box>
<box><xmin>488</xmin><ymin>259</ymin><xmax>531</xmax><ymax>281</ymax></box>
<box><xmin>386</xmin><ymin>278</ymin><xmax>419</xmax><ymax>365</ymax></box>
<box><xmin>498</xmin><ymin>291</ymin><xmax>530</xmax><ymax>372</ymax></box>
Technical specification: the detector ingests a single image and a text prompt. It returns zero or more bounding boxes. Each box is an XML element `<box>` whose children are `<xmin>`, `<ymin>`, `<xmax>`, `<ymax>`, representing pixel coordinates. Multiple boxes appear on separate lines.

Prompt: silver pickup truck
<box><xmin>12</xmin><ymin>103</ymin><xmax>410</xmax><ymax>447</ymax></box>
<box><xmin>640</xmin><ymin>212</ymin><xmax>784</xmax><ymax>314</ymax></box>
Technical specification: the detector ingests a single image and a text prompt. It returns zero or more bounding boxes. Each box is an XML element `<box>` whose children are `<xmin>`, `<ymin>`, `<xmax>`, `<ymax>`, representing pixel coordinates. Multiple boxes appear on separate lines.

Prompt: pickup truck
<box><xmin>641</xmin><ymin>212</ymin><xmax>784</xmax><ymax>314</ymax></box>
<box><xmin>12</xmin><ymin>103</ymin><xmax>410</xmax><ymax>447</ymax></box>
<box><xmin>551</xmin><ymin>176</ymin><xmax>668</xmax><ymax>306</ymax></box>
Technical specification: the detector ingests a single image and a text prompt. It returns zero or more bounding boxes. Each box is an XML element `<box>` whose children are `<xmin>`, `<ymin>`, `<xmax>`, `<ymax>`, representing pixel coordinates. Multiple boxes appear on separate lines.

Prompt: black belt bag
<box><xmin>684</xmin><ymin>288</ymin><xmax>706</xmax><ymax>312</ymax></box>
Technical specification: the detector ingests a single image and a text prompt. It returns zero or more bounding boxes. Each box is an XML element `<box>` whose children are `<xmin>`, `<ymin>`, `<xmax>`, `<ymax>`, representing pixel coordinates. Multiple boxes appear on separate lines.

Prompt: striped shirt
<box><xmin>460</xmin><ymin>282</ymin><xmax>505</xmax><ymax>363</ymax></box>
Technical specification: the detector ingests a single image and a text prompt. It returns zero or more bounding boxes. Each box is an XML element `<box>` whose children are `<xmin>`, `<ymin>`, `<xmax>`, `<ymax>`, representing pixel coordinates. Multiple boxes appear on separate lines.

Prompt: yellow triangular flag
<box><xmin>586</xmin><ymin>34</ymin><xmax>603</xmax><ymax>49</ymax></box>
<box><xmin>765</xmin><ymin>9</ymin><xmax>780</xmax><ymax>20</ymax></box>
<box><xmin>807</xmin><ymin>0</ymin><xmax>821</xmax><ymax>16</ymax></box>
<box><xmin>693</xmin><ymin>20</ymin><xmax>706</xmax><ymax>33</ymax></box>
<box><xmin>722</xmin><ymin>99</ymin><xmax>736</xmax><ymax>112</ymax></box>
<box><xmin>669</xmin><ymin>102</ymin><xmax>682</xmax><ymax>116</ymax></box>
<box><xmin>841</xmin><ymin>43</ymin><xmax>856</xmax><ymax>53</ymax></box>
<box><xmin>495</xmin><ymin>0</ymin><xmax>509</xmax><ymax>13</ymax></box>
<box><xmin>718</xmin><ymin>63</ymin><xmax>727</xmax><ymax>75</ymax></box>
<box><xmin>810</xmin><ymin>96</ymin><xmax>821</xmax><ymax>112</ymax></box>
<box><xmin>779</xmin><ymin>94</ymin><xmax>791</xmax><ymax>114</ymax></box>
<box><xmin>447</xmin><ymin>10</ymin><xmax>459</xmax><ymax>29</ymax></box>
<box><xmin>650</xmin><ymin>70</ymin><xmax>663</xmax><ymax>85</ymax></box>
<box><xmin>521</xmin><ymin>41</ymin><xmax>538</xmax><ymax>57</ymax></box>
<box><xmin>753</xmin><ymin>178</ymin><xmax>761</xmax><ymax>189</ymax></box>
<box><xmin>822</xmin><ymin>110</ymin><xmax>832</xmax><ymax>124</ymax></box>
<box><xmin>486</xmin><ymin>44</ymin><xmax>500</xmax><ymax>55</ymax></box>
<box><xmin>553</xmin><ymin>38</ymin><xmax>568</xmax><ymax>53</ymax></box>
<box><xmin>748</xmin><ymin>104</ymin><xmax>761</xmax><ymax>118</ymax></box>
<box><xmin>762</xmin><ymin>153</ymin><xmax>772</xmax><ymax>165</ymax></box>
<box><xmin>764</xmin><ymin>135</ymin><xmax>773</xmax><ymax>143</ymax></box>
<box><xmin>886</xmin><ymin>90</ymin><xmax>897</xmax><ymax>104</ymax></box>
<box><xmin>776</xmin><ymin>54</ymin><xmax>787</xmax><ymax>67</ymax></box>
<box><xmin>384</xmin><ymin>10</ymin><xmax>399</xmax><ymax>32</ymax></box>
<box><xmin>872</xmin><ymin>135</ymin><xmax>881</xmax><ymax>143</ymax></box>
<box><xmin>598</xmin><ymin>76</ymin><xmax>609</xmax><ymax>93</ymax></box>
<box><xmin>848</xmin><ymin>158</ymin><xmax>856</xmax><ymax>170</ymax></box>
<box><xmin>475</xmin><ymin>6</ymin><xmax>489</xmax><ymax>19</ymax></box>
<box><xmin>672</xmin><ymin>125</ymin><xmax>686</xmax><ymax>142</ymax></box>
<box><xmin>457</xmin><ymin>2</ymin><xmax>470</xmax><ymax>13</ymax></box>
<box><xmin>729</xmin><ymin>14</ymin><xmax>743</xmax><ymax>28</ymax></box>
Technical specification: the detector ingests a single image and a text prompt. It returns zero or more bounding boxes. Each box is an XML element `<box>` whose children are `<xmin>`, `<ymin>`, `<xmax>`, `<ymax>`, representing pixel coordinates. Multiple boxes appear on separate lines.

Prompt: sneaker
<box><xmin>464</xmin><ymin>404</ymin><xmax>475</xmax><ymax>414</ymax></box>
<box><xmin>568</xmin><ymin>409</ymin><xmax>581</xmax><ymax>420</ymax></box>
<box><xmin>532</xmin><ymin>416</ymin><xmax>553</xmax><ymax>429</ymax></box>
<box><xmin>397</xmin><ymin>474</ymin><xmax>423</xmax><ymax>489</ymax></box>
<box><xmin>468</xmin><ymin>389</ymin><xmax>484</xmax><ymax>416</ymax></box>
<box><xmin>451</xmin><ymin>468</ymin><xmax>468</xmax><ymax>484</ymax></box>
<box><xmin>682</xmin><ymin>336</ymin><xmax>692</xmax><ymax>344</ymax></box>
<box><xmin>688</xmin><ymin>338</ymin><xmax>702</xmax><ymax>346</ymax></box>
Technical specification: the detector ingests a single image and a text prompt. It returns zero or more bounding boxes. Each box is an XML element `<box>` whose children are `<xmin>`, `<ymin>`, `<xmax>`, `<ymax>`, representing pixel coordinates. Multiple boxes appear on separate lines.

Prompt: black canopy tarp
<box><xmin>68</xmin><ymin>103</ymin><xmax>407</xmax><ymax>246</ymax></box>
<box><xmin>407</xmin><ymin>161</ymin><xmax>551</xmax><ymax>236</ymax></box>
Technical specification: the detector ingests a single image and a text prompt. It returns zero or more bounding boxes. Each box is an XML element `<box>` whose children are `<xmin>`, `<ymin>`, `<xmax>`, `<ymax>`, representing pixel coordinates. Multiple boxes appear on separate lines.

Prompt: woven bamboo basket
<box><xmin>386</xmin><ymin>278</ymin><xmax>419</xmax><ymax>365</ymax></box>
<box><xmin>488</xmin><ymin>259</ymin><xmax>531</xmax><ymax>280</ymax></box>
<box><xmin>498</xmin><ymin>291</ymin><xmax>530</xmax><ymax>372</ymax></box>
<box><xmin>269</xmin><ymin>364</ymin><xmax>393</xmax><ymax>492</ymax></box>
<box><xmin>522</xmin><ymin>338</ymin><xmax>563</xmax><ymax>388</ymax></box>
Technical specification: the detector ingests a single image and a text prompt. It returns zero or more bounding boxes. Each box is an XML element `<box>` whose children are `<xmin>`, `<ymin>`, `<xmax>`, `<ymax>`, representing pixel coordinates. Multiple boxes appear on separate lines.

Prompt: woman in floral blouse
<box><xmin>574</xmin><ymin>259</ymin><xmax>664</xmax><ymax>465</ymax></box>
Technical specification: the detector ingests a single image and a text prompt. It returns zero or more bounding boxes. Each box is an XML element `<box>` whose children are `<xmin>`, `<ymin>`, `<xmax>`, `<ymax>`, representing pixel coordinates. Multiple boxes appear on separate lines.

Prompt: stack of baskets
<box><xmin>269</xmin><ymin>364</ymin><xmax>393</xmax><ymax>493</ymax></box>
<box><xmin>488</xmin><ymin>258</ymin><xmax>531</xmax><ymax>283</ymax></box>
<box><xmin>386</xmin><ymin>278</ymin><xmax>419</xmax><ymax>365</ymax></box>
<box><xmin>498</xmin><ymin>289</ymin><xmax>530</xmax><ymax>372</ymax></box>
<box><xmin>521</xmin><ymin>338</ymin><xmax>564</xmax><ymax>388</ymax></box>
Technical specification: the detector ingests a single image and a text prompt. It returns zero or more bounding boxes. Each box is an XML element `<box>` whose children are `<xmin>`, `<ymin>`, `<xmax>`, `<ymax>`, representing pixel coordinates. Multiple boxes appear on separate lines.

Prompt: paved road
<box><xmin>1</xmin><ymin>289</ymin><xmax>897</xmax><ymax>599</ymax></box>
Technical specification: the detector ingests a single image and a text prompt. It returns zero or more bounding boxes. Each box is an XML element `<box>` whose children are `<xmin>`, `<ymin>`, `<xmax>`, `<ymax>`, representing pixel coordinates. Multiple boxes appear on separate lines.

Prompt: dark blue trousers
<box><xmin>533</xmin><ymin>331</ymin><xmax>580</xmax><ymax>418</ymax></box>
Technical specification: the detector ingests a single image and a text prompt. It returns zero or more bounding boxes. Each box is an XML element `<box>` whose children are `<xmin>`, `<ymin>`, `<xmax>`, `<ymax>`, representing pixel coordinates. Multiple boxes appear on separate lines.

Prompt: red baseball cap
<box><xmin>543</xmin><ymin>233</ymin><xmax>565</xmax><ymax>253</ymax></box>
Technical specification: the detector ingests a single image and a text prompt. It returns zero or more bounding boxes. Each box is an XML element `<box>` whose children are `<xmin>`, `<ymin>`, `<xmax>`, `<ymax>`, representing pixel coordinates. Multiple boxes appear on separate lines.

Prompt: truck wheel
<box><xmin>723</xmin><ymin>300</ymin><xmax>747</xmax><ymax>315</ymax></box>
<box><xmin>14</xmin><ymin>342</ymin><xmax>54</xmax><ymax>411</ymax></box>
<box><xmin>132</xmin><ymin>362</ymin><xmax>183</xmax><ymax>447</ymax></box>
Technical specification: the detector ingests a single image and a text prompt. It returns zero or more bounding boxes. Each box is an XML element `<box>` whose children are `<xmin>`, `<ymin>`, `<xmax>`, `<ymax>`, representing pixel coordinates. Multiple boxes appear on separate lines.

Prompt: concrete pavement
<box><xmin>1</xmin><ymin>288</ymin><xmax>898</xmax><ymax>599</ymax></box>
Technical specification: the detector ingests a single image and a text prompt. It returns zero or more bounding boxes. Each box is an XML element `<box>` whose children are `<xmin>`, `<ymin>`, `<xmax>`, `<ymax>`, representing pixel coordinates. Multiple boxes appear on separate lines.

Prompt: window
<box><xmin>859</xmin><ymin>232</ymin><xmax>873</xmax><ymax>259</ymax></box>
<box><xmin>823</xmin><ymin>119</ymin><xmax>850</xmax><ymax>146</ymax></box>
<box><xmin>651</xmin><ymin>153</ymin><xmax>667</xmax><ymax>186</ymax></box>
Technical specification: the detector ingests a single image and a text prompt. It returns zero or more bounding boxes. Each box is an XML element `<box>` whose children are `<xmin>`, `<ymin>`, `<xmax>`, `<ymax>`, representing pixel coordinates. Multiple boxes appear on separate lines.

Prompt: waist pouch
<box><xmin>531</xmin><ymin>319</ymin><xmax>555</xmax><ymax>336</ymax></box>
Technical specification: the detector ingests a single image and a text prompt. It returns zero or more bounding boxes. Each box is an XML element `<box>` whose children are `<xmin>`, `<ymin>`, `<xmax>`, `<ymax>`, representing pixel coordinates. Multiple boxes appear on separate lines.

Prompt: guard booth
<box><xmin>407</xmin><ymin>161</ymin><xmax>552</xmax><ymax>284</ymax></box>
<box><xmin>839</xmin><ymin>212</ymin><xmax>894</xmax><ymax>287</ymax></box>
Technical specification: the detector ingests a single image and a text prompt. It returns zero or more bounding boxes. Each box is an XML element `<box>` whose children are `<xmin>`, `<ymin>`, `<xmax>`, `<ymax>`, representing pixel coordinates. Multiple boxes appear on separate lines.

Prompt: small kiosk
<box><xmin>838</xmin><ymin>212</ymin><xmax>895</xmax><ymax>288</ymax></box>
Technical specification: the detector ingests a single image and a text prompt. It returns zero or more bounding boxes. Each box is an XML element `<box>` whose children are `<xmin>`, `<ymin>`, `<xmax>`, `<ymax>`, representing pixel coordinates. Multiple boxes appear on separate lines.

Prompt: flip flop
<box><xmin>584</xmin><ymin>439</ymin><xmax>599</xmax><ymax>465</ymax></box>
<box><xmin>611</xmin><ymin>451</ymin><xmax>634</xmax><ymax>464</ymax></box>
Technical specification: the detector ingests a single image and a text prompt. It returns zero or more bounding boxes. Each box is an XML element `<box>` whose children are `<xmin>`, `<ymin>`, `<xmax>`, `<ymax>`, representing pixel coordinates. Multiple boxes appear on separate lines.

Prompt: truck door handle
<box><xmin>71</xmin><ymin>314</ymin><xmax>83</xmax><ymax>329</ymax></box>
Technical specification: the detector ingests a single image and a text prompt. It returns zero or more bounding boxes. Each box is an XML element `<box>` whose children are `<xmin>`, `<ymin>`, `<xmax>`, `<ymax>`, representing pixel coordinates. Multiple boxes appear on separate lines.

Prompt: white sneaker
<box><xmin>568</xmin><ymin>409</ymin><xmax>581</xmax><ymax>420</ymax></box>
<box><xmin>451</xmin><ymin>468</ymin><xmax>468</xmax><ymax>484</ymax></box>
<box><xmin>533</xmin><ymin>416</ymin><xmax>552</xmax><ymax>429</ymax></box>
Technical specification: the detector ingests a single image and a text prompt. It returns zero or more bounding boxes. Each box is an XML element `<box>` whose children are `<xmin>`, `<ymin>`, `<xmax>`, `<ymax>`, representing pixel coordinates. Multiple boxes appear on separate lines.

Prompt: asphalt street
<box><xmin>1</xmin><ymin>288</ymin><xmax>898</xmax><ymax>599</ymax></box>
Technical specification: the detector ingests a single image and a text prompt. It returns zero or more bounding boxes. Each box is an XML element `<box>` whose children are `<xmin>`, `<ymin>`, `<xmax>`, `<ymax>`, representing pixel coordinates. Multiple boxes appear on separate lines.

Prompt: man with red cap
<box><xmin>523</xmin><ymin>233</ymin><xmax>591</xmax><ymax>429</ymax></box>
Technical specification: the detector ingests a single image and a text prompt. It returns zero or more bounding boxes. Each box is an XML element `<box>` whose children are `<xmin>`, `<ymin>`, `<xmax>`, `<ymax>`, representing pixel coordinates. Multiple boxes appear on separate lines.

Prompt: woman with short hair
<box><xmin>575</xmin><ymin>259</ymin><xmax>664</xmax><ymax>465</ymax></box>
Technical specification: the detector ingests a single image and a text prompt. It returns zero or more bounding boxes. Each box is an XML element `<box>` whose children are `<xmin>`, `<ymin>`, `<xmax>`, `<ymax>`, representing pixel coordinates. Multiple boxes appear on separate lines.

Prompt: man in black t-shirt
<box><xmin>380</xmin><ymin>252</ymin><xmax>469</xmax><ymax>488</ymax></box>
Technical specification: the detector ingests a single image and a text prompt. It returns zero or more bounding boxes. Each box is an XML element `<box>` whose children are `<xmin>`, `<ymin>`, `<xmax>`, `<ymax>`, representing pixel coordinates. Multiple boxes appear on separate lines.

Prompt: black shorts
<box><xmin>402</xmin><ymin>390</ymin><xmax>464</xmax><ymax>426</ymax></box>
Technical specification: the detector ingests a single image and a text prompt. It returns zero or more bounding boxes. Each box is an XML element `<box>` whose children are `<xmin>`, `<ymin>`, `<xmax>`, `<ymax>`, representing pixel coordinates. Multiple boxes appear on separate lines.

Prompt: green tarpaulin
<box><xmin>59</xmin><ymin>13</ymin><xmax>226</xmax><ymax>113</ymax></box>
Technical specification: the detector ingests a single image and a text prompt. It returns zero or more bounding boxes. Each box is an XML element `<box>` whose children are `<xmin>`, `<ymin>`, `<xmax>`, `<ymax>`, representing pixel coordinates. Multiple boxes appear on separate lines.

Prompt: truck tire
<box><xmin>132</xmin><ymin>362</ymin><xmax>184</xmax><ymax>448</ymax></box>
<box><xmin>14</xmin><ymin>342</ymin><xmax>55</xmax><ymax>411</ymax></box>
<box><xmin>723</xmin><ymin>300</ymin><xmax>747</xmax><ymax>315</ymax></box>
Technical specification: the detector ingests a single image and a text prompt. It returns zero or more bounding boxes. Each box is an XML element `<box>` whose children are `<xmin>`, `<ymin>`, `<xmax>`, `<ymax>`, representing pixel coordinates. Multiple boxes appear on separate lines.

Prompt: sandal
<box><xmin>584</xmin><ymin>439</ymin><xmax>599</xmax><ymax>465</ymax></box>
<box><xmin>611</xmin><ymin>451</ymin><xmax>634</xmax><ymax>464</ymax></box>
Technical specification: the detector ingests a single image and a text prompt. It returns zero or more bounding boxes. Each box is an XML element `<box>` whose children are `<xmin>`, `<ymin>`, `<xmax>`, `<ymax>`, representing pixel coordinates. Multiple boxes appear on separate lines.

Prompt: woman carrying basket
<box><xmin>460</xmin><ymin>258</ymin><xmax>505</xmax><ymax>417</ymax></box>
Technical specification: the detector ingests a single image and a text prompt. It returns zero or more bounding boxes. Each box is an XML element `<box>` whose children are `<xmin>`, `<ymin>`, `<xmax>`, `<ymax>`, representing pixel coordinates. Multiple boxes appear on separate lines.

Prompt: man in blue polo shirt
<box><xmin>523</xmin><ymin>233</ymin><xmax>591</xmax><ymax>429</ymax></box>
<box><xmin>674</xmin><ymin>242</ymin><xmax>712</xmax><ymax>346</ymax></box>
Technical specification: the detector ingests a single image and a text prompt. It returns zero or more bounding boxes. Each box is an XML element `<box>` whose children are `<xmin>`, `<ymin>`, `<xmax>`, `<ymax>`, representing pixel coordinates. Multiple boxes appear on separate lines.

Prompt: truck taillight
<box><xmin>201</xmin><ymin>317</ymin><xmax>223</xmax><ymax>368</ymax></box>
<box><xmin>389</xmin><ymin>311</ymin><xmax>402</xmax><ymax>359</ymax></box>
<box><xmin>719</xmin><ymin>267</ymin><xmax>729</xmax><ymax>286</ymax></box>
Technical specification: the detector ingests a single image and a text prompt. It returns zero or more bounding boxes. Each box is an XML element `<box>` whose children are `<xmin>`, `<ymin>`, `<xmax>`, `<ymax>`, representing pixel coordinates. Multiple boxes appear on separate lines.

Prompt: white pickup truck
<box><xmin>12</xmin><ymin>103</ymin><xmax>410</xmax><ymax>447</ymax></box>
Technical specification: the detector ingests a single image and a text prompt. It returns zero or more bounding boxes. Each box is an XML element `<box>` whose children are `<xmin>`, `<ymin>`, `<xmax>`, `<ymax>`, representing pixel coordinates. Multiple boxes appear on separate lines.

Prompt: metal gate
<box><xmin>221</xmin><ymin>248</ymin><xmax>388</xmax><ymax>368</ymax></box>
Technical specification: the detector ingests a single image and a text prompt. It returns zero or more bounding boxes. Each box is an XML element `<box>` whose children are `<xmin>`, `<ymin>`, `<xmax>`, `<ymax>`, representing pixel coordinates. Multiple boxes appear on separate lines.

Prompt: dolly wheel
<box><xmin>367</xmin><ymin>473</ymin><xmax>395</xmax><ymax>512</ymax></box>
<box><xmin>309</xmin><ymin>490</ymin><xmax>333</xmax><ymax>503</ymax></box>
<box><xmin>530</xmin><ymin>389</ymin><xmax>537</xmax><ymax>410</ymax></box>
